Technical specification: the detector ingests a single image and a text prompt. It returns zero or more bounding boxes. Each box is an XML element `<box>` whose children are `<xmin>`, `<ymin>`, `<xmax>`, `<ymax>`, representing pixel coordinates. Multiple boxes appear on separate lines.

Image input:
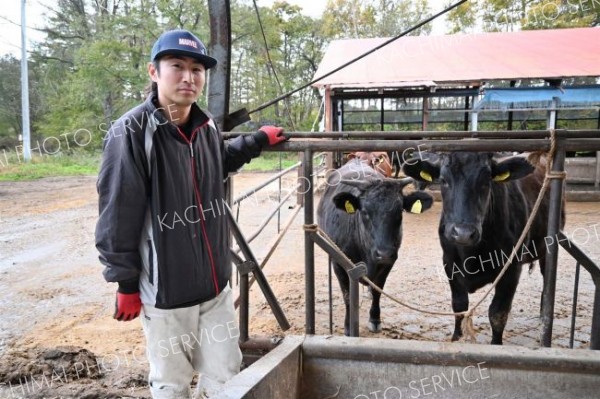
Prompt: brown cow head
<box><xmin>347</xmin><ymin>152</ymin><xmax>393</xmax><ymax>177</ymax></box>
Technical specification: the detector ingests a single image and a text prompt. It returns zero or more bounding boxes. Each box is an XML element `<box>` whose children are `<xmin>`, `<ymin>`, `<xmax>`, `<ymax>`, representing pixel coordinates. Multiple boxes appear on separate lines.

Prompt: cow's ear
<box><xmin>403</xmin><ymin>191</ymin><xmax>434</xmax><ymax>214</ymax></box>
<box><xmin>332</xmin><ymin>192</ymin><xmax>361</xmax><ymax>215</ymax></box>
<box><xmin>402</xmin><ymin>159</ymin><xmax>440</xmax><ymax>183</ymax></box>
<box><xmin>492</xmin><ymin>157</ymin><xmax>535</xmax><ymax>182</ymax></box>
<box><xmin>347</xmin><ymin>153</ymin><xmax>356</xmax><ymax>160</ymax></box>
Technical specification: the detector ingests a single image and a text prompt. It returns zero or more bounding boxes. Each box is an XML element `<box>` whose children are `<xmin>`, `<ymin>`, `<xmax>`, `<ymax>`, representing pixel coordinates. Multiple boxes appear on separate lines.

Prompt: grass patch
<box><xmin>241</xmin><ymin>152</ymin><xmax>300</xmax><ymax>172</ymax></box>
<box><xmin>0</xmin><ymin>150</ymin><xmax>298</xmax><ymax>180</ymax></box>
<box><xmin>0</xmin><ymin>151</ymin><xmax>101</xmax><ymax>181</ymax></box>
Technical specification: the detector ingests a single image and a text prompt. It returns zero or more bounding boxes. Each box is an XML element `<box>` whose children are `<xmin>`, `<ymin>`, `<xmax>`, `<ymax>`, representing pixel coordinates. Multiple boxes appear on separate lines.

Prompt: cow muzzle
<box><xmin>447</xmin><ymin>224</ymin><xmax>481</xmax><ymax>246</ymax></box>
<box><xmin>374</xmin><ymin>249</ymin><xmax>398</xmax><ymax>265</ymax></box>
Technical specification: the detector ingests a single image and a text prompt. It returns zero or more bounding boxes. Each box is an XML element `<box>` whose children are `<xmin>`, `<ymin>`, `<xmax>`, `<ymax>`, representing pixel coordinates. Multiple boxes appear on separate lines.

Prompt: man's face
<box><xmin>148</xmin><ymin>55</ymin><xmax>206</xmax><ymax>112</ymax></box>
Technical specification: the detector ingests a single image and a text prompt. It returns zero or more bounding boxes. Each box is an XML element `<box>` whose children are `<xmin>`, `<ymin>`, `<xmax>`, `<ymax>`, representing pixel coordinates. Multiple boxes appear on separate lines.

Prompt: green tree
<box><xmin>0</xmin><ymin>55</ymin><xmax>42</xmax><ymax>147</ymax></box>
<box><xmin>448</xmin><ymin>0</ymin><xmax>600</xmax><ymax>33</ymax></box>
<box><xmin>322</xmin><ymin>0</ymin><xmax>431</xmax><ymax>39</ymax></box>
<box><xmin>33</xmin><ymin>0</ymin><xmax>210</xmax><ymax>150</ymax></box>
<box><xmin>446</xmin><ymin>2</ymin><xmax>477</xmax><ymax>33</ymax></box>
<box><xmin>230</xmin><ymin>1</ymin><xmax>325</xmax><ymax>131</ymax></box>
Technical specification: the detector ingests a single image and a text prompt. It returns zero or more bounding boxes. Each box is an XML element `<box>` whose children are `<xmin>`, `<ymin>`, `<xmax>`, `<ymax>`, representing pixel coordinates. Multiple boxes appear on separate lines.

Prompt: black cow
<box><xmin>317</xmin><ymin>159</ymin><xmax>434</xmax><ymax>335</ymax></box>
<box><xmin>404</xmin><ymin>152</ymin><xmax>563</xmax><ymax>345</ymax></box>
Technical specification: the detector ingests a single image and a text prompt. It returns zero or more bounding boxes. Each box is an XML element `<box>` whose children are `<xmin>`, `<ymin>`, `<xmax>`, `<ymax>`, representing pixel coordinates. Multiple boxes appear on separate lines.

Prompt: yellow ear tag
<box><xmin>344</xmin><ymin>200</ymin><xmax>356</xmax><ymax>214</ymax></box>
<box><xmin>410</xmin><ymin>200</ymin><xmax>423</xmax><ymax>214</ymax></box>
<box><xmin>419</xmin><ymin>171</ymin><xmax>433</xmax><ymax>182</ymax></box>
<box><xmin>493</xmin><ymin>171</ymin><xmax>510</xmax><ymax>182</ymax></box>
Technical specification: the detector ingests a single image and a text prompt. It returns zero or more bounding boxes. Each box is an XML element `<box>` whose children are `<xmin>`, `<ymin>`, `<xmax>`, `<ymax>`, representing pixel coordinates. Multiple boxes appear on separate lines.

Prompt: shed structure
<box><xmin>312</xmin><ymin>27</ymin><xmax>600</xmax><ymax>187</ymax></box>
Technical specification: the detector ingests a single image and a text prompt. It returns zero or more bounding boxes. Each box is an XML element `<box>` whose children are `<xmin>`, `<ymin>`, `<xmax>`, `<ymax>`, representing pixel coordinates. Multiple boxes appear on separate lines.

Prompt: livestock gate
<box><xmin>219</xmin><ymin>129</ymin><xmax>600</xmax><ymax>397</ymax></box>
<box><xmin>223</xmin><ymin>129</ymin><xmax>600</xmax><ymax>348</ymax></box>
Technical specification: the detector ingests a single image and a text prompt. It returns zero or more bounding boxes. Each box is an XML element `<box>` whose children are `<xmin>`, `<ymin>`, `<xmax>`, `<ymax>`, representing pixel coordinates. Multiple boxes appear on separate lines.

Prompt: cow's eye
<box><xmin>439</xmin><ymin>176</ymin><xmax>449</xmax><ymax>187</ymax></box>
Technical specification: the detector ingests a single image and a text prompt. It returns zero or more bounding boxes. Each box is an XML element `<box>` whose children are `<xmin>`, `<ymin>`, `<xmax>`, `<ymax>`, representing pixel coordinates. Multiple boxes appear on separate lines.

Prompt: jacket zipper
<box><xmin>177</xmin><ymin>125</ymin><xmax>220</xmax><ymax>297</ymax></box>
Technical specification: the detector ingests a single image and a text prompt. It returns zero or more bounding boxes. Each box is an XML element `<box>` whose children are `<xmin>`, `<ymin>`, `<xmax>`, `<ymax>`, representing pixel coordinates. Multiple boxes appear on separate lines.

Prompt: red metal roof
<box><xmin>312</xmin><ymin>28</ymin><xmax>600</xmax><ymax>88</ymax></box>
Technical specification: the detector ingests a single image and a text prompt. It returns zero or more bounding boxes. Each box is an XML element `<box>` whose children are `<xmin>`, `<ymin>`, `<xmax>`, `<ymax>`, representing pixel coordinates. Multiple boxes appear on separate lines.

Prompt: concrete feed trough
<box><xmin>219</xmin><ymin>336</ymin><xmax>600</xmax><ymax>398</ymax></box>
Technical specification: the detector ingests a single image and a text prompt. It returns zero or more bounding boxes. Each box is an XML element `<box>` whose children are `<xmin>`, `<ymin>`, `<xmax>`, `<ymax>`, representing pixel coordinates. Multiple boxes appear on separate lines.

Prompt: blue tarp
<box><xmin>474</xmin><ymin>86</ymin><xmax>600</xmax><ymax>110</ymax></box>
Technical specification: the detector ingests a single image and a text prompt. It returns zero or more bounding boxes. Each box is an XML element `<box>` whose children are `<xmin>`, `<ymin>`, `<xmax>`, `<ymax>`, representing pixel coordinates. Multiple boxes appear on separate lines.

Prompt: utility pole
<box><xmin>21</xmin><ymin>0</ymin><xmax>31</xmax><ymax>161</ymax></box>
<box><xmin>207</xmin><ymin>0</ymin><xmax>231</xmax><ymax>131</ymax></box>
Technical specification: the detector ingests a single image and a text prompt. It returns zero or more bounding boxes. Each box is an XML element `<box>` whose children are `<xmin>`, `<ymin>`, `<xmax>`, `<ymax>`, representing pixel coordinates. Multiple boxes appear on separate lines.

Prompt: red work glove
<box><xmin>254</xmin><ymin>125</ymin><xmax>287</xmax><ymax>146</ymax></box>
<box><xmin>114</xmin><ymin>292</ymin><xmax>142</xmax><ymax>321</ymax></box>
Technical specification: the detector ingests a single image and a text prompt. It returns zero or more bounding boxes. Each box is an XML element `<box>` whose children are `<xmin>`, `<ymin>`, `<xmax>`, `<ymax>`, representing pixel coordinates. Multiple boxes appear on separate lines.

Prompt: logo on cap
<box><xmin>178</xmin><ymin>38</ymin><xmax>198</xmax><ymax>49</ymax></box>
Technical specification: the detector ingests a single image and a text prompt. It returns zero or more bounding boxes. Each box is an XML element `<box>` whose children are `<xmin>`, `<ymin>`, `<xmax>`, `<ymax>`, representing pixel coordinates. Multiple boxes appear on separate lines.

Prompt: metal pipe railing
<box><xmin>570</xmin><ymin>262</ymin><xmax>581</xmax><ymax>349</ymax></box>
<box><xmin>232</xmin><ymin>162</ymin><xmax>300</xmax><ymax>205</ymax></box>
<box><xmin>233</xmin><ymin>183</ymin><xmax>300</xmax><ymax>248</ymax></box>
<box><xmin>559</xmin><ymin>232</ymin><xmax>600</xmax><ymax>350</ymax></box>
<box><xmin>542</xmin><ymin>139</ymin><xmax>567</xmax><ymax>347</ymax></box>
<box><xmin>230</xmin><ymin>129</ymin><xmax>599</xmax><ymax>348</ymax></box>
<box><xmin>304</xmin><ymin>149</ymin><xmax>316</xmax><ymax>335</ymax></box>
<box><xmin>223</xmin><ymin>129</ymin><xmax>600</xmax><ymax>140</ymax></box>
<box><xmin>259</xmin><ymin>139</ymin><xmax>600</xmax><ymax>153</ymax></box>
<box><xmin>227</xmin><ymin>207</ymin><xmax>291</xmax><ymax>333</ymax></box>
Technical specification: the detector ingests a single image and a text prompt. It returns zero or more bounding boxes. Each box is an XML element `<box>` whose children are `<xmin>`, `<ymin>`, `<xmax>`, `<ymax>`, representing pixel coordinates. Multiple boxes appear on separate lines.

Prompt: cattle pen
<box><xmin>219</xmin><ymin>128</ymin><xmax>600</xmax><ymax>398</ymax></box>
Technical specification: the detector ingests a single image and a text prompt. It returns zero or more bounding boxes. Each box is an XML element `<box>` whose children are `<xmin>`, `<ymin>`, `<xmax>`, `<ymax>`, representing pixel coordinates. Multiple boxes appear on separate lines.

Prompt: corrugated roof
<box><xmin>312</xmin><ymin>28</ymin><xmax>600</xmax><ymax>88</ymax></box>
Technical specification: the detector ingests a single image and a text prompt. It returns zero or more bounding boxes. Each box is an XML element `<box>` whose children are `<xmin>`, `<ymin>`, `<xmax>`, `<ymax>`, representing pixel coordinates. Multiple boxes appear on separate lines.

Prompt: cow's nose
<box><xmin>375</xmin><ymin>249</ymin><xmax>397</xmax><ymax>264</ymax></box>
<box><xmin>450</xmin><ymin>224</ymin><xmax>479</xmax><ymax>245</ymax></box>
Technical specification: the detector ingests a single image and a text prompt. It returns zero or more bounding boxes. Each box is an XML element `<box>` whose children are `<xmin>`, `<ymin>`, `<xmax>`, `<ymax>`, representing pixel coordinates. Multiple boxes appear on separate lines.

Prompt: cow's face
<box><xmin>347</xmin><ymin>152</ymin><xmax>393</xmax><ymax>177</ymax></box>
<box><xmin>403</xmin><ymin>152</ymin><xmax>534</xmax><ymax>246</ymax></box>
<box><xmin>332</xmin><ymin>178</ymin><xmax>433</xmax><ymax>265</ymax></box>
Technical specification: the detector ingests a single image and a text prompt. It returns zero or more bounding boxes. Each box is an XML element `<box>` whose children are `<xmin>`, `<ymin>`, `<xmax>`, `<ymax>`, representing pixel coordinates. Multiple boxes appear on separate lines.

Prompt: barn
<box><xmin>312</xmin><ymin>27</ymin><xmax>600</xmax><ymax>193</ymax></box>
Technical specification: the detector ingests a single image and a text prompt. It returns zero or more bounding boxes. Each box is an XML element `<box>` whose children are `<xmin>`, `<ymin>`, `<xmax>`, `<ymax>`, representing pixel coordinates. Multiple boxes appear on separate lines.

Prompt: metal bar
<box><xmin>254</xmin><ymin>138</ymin><xmax>600</xmax><ymax>153</ymax></box>
<box><xmin>541</xmin><ymin>140</ymin><xmax>567</xmax><ymax>347</ymax></box>
<box><xmin>508</xmin><ymin>80</ymin><xmax>516</xmax><ymax>131</ymax></box>
<box><xmin>328</xmin><ymin>256</ymin><xmax>333</xmax><ymax>335</ymax></box>
<box><xmin>273</xmin><ymin>139</ymin><xmax>552</xmax><ymax>152</ymax></box>
<box><xmin>233</xmin><ymin>162</ymin><xmax>301</xmax><ymax>205</ymax></box>
<box><xmin>231</xmin><ymin>250</ymin><xmax>250</xmax><ymax>342</ymax></box>
<box><xmin>310</xmin><ymin>232</ymin><xmax>361</xmax><ymax>336</ymax></box>
<box><xmin>570</xmin><ymin>262</ymin><xmax>581</xmax><ymax>349</ymax></box>
<box><xmin>304</xmin><ymin>149</ymin><xmax>316</xmax><ymax>334</ymax></box>
<box><xmin>297</xmin><ymin>152</ymin><xmax>305</xmax><ymax>207</ymax></box>
<box><xmin>233</xmin><ymin>184</ymin><xmax>300</xmax><ymax>246</ymax></box>
<box><xmin>380</xmin><ymin>97</ymin><xmax>385</xmax><ymax>131</ymax></box>
<box><xmin>422</xmin><ymin>96</ymin><xmax>429</xmax><ymax>131</ymax></box>
<box><xmin>277</xmin><ymin>155</ymin><xmax>282</xmax><ymax>232</ymax></box>
<box><xmin>463</xmin><ymin>93</ymin><xmax>470</xmax><ymax>131</ymax></box>
<box><xmin>223</xmin><ymin>129</ymin><xmax>600</xmax><ymax>140</ymax></box>
<box><xmin>596</xmin><ymin>151</ymin><xmax>600</xmax><ymax>188</ymax></box>
<box><xmin>332</xmin><ymin>87</ymin><xmax>481</xmax><ymax>100</ymax></box>
<box><xmin>556</xmin><ymin>233</ymin><xmax>600</xmax><ymax>350</ymax></box>
<box><xmin>233</xmin><ymin>205</ymin><xmax>302</xmax><ymax>308</ymax></box>
<box><xmin>227</xmin><ymin>207</ymin><xmax>291</xmax><ymax>331</ymax></box>
<box><xmin>349</xmin><ymin>276</ymin><xmax>360</xmax><ymax>337</ymax></box>
<box><xmin>593</xmin><ymin>287</ymin><xmax>600</xmax><ymax>350</ymax></box>
<box><xmin>301</xmin><ymin>336</ymin><xmax>600</xmax><ymax>373</ymax></box>
<box><xmin>558</xmin><ymin>232</ymin><xmax>600</xmax><ymax>280</ymax></box>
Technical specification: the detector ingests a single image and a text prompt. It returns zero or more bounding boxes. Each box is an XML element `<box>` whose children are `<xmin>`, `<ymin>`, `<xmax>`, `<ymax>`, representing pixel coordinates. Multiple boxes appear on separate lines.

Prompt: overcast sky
<box><xmin>0</xmin><ymin>0</ymin><xmax>450</xmax><ymax>57</ymax></box>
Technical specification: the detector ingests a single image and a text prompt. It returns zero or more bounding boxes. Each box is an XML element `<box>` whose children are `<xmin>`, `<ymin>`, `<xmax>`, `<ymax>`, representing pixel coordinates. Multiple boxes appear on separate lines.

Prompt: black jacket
<box><xmin>96</xmin><ymin>92</ymin><xmax>263</xmax><ymax>308</ymax></box>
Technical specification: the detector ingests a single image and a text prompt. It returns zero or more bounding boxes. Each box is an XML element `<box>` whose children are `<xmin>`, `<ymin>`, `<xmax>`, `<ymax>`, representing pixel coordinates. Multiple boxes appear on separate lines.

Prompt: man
<box><xmin>95</xmin><ymin>29</ymin><xmax>286</xmax><ymax>398</ymax></box>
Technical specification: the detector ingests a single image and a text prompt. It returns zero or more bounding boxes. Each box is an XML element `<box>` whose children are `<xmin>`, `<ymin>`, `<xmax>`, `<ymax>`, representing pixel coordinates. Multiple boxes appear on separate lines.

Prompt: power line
<box><xmin>0</xmin><ymin>39</ymin><xmax>22</xmax><ymax>50</ymax></box>
<box><xmin>0</xmin><ymin>14</ymin><xmax>39</xmax><ymax>30</ymax></box>
<box><xmin>247</xmin><ymin>0</ymin><xmax>467</xmax><ymax>115</ymax></box>
<box><xmin>251</xmin><ymin>0</ymin><xmax>297</xmax><ymax>131</ymax></box>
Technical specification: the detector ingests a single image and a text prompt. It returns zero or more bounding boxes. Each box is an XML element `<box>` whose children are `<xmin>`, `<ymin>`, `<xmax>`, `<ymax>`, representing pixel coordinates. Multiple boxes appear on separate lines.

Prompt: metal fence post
<box><xmin>541</xmin><ymin>138</ymin><xmax>566</xmax><ymax>347</ymax></box>
<box><xmin>304</xmin><ymin>149</ymin><xmax>315</xmax><ymax>334</ymax></box>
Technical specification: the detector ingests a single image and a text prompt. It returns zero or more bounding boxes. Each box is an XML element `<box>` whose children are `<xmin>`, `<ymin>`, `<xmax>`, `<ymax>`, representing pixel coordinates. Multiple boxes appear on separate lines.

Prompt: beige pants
<box><xmin>141</xmin><ymin>286</ymin><xmax>243</xmax><ymax>399</ymax></box>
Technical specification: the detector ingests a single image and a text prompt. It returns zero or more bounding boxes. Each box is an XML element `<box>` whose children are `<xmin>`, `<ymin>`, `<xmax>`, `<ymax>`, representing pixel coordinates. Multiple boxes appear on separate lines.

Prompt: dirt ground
<box><xmin>0</xmin><ymin>171</ymin><xmax>598</xmax><ymax>398</ymax></box>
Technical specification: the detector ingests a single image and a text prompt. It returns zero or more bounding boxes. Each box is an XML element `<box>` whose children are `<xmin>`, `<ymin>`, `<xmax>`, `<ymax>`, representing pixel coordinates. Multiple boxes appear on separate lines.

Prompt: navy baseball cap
<box><xmin>151</xmin><ymin>29</ymin><xmax>217</xmax><ymax>69</ymax></box>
